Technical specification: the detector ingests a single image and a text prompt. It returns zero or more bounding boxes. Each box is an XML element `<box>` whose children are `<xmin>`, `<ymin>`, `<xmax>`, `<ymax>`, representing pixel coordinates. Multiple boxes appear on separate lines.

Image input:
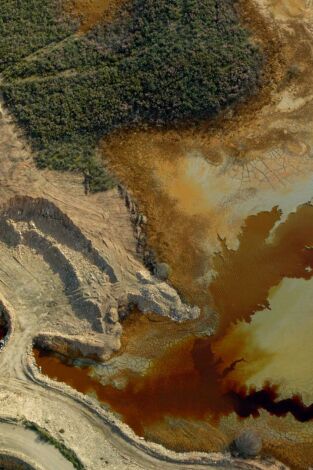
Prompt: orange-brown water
<box><xmin>34</xmin><ymin>337</ymin><xmax>313</xmax><ymax>433</ymax></box>
<box><xmin>34</xmin><ymin>203</ymin><xmax>313</xmax><ymax>469</ymax></box>
<box><xmin>210</xmin><ymin>204</ymin><xmax>313</xmax><ymax>339</ymax></box>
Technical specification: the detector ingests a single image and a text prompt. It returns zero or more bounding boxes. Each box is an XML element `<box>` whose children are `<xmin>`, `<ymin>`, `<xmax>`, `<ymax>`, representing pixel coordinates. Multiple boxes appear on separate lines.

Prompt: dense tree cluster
<box><xmin>1</xmin><ymin>0</ymin><xmax>262</xmax><ymax>191</ymax></box>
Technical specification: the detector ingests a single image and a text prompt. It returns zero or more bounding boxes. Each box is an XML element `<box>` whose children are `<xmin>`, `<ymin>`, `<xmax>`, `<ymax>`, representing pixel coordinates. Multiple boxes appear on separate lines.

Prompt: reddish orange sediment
<box><xmin>34</xmin><ymin>203</ymin><xmax>313</xmax><ymax>470</ymax></box>
<box><xmin>66</xmin><ymin>0</ymin><xmax>127</xmax><ymax>33</ymax></box>
<box><xmin>210</xmin><ymin>204</ymin><xmax>313</xmax><ymax>338</ymax></box>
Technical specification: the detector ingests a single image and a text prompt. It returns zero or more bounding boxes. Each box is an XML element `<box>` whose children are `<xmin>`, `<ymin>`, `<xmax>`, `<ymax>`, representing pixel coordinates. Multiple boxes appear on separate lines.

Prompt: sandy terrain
<box><xmin>100</xmin><ymin>0</ymin><xmax>313</xmax><ymax>468</ymax></box>
<box><xmin>0</xmin><ymin>0</ymin><xmax>306</xmax><ymax>467</ymax></box>
<box><xmin>0</xmin><ymin>422</ymin><xmax>74</xmax><ymax>470</ymax></box>
<box><xmin>0</xmin><ymin>75</ymin><xmax>282</xmax><ymax>470</ymax></box>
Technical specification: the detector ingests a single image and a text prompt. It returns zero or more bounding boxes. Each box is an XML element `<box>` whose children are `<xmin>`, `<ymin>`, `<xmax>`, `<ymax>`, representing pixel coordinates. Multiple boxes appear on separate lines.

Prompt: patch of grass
<box><xmin>1</xmin><ymin>0</ymin><xmax>263</xmax><ymax>192</ymax></box>
<box><xmin>23</xmin><ymin>420</ymin><xmax>85</xmax><ymax>470</ymax></box>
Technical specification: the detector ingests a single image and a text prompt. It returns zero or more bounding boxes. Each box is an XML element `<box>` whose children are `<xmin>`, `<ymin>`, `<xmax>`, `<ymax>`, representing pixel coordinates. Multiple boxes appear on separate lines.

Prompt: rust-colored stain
<box><xmin>34</xmin><ymin>336</ymin><xmax>313</xmax><ymax>434</ymax></box>
<box><xmin>34</xmin><ymin>203</ymin><xmax>313</xmax><ymax>470</ymax></box>
<box><xmin>67</xmin><ymin>0</ymin><xmax>126</xmax><ymax>32</ymax></box>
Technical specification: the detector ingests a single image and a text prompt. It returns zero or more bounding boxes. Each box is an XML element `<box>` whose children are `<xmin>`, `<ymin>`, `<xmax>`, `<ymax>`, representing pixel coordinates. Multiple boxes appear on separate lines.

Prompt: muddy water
<box><xmin>210</xmin><ymin>204</ymin><xmax>313</xmax><ymax>337</ymax></box>
<box><xmin>34</xmin><ymin>338</ymin><xmax>313</xmax><ymax>431</ymax></box>
<box><xmin>35</xmin><ymin>203</ymin><xmax>313</xmax><ymax>469</ymax></box>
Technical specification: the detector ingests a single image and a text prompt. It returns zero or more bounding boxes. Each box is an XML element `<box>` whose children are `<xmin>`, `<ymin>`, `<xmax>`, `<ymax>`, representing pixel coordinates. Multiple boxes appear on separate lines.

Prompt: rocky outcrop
<box><xmin>34</xmin><ymin>332</ymin><xmax>121</xmax><ymax>361</ymax></box>
<box><xmin>23</xmin><ymin>230</ymin><xmax>105</xmax><ymax>332</ymax></box>
<box><xmin>129</xmin><ymin>270</ymin><xmax>199</xmax><ymax>321</ymax></box>
<box><xmin>1</xmin><ymin>196</ymin><xmax>118</xmax><ymax>283</ymax></box>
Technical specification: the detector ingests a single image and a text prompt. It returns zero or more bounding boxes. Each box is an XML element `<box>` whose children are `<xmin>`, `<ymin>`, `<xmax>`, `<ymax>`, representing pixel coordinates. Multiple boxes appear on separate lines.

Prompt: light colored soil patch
<box><xmin>66</xmin><ymin>0</ymin><xmax>126</xmax><ymax>32</ymax></box>
<box><xmin>0</xmin><ymin>423</ymin><xmax>74</xmax><ymax>470</ymax></box>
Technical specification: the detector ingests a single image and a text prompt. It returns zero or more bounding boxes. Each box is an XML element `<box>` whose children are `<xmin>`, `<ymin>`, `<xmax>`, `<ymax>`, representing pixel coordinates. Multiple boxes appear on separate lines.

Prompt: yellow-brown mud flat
<box><xmin>35</xmin><ymin>203</ymin><xmax>313</xmax><ymax>470</ymax></box>
<box><xmin>33</xmin><ymin>0</ymin><xmax>313</xmax><ymax>468</ymax></box>
<box><xmin>96</xmin><ymin>1</ymin><xmax>313</xmax><ymax>467</ymax></box>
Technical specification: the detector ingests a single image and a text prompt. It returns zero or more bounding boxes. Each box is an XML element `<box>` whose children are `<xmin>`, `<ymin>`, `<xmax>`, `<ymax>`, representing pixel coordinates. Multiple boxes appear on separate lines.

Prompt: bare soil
<box><xmin>101</xmin><ymin>0</ymin><xmax>313</xmax><ymax>467</ymax></box>
<box><xmin>66</xmin><ymin>0</ymin><xmax>127</xmax><ymax>32</ymax></box>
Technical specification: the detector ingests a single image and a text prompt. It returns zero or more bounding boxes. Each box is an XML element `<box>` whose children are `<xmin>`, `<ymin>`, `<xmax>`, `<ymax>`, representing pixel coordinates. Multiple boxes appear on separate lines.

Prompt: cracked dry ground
<box><xmin>0</xmin><ymin>99</ymin><xmax>280</xmax><ymax>469</ymax></box>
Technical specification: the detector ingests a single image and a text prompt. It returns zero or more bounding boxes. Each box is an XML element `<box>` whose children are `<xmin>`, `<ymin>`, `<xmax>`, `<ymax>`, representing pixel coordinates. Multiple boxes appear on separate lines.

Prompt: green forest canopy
<box><xmin>1</xmin><ymin>0</ymin><xmax>262</xmax><ymax>191</ymax></box>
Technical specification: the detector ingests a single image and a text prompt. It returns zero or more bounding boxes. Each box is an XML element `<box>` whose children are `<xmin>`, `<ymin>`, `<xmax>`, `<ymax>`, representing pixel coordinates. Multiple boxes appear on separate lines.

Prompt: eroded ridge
<box><xmin>0</xmin><ymin>195</ymin><xmax>199</xmax><ymax>362</ymax></box>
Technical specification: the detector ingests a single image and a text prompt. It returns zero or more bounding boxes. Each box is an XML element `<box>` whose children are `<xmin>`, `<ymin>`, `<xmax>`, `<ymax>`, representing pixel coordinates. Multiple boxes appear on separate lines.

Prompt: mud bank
<box><xmin>33</xmin><ymin>202</ymin><xmax>313</xmax><ymax>469</ymax></box>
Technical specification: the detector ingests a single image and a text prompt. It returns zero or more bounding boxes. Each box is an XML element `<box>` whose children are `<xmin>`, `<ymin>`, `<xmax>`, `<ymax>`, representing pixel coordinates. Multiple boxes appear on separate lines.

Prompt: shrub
<box><xmin>232</xmin><ymin>428</ymin><xmax>262</xmax><ymax>458</ymax></box>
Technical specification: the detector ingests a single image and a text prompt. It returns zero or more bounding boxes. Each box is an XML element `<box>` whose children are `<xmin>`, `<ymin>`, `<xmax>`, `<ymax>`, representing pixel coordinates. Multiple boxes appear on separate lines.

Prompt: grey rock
<box><xmin>233</xmin><ymin>429</ymin><xmax>262</xmax><ymax>458</ymax></box>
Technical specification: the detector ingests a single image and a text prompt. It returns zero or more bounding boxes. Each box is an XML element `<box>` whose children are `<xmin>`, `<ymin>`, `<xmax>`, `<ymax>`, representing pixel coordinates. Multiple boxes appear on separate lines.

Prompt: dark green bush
<box><xmin>23</xmin><ymin>420</ymin><xmax>85</xmax><ymax>470</ymax></box>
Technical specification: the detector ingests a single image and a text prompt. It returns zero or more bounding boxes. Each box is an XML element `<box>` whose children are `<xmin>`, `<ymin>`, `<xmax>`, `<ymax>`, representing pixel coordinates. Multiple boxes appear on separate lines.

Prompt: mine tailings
<box><xmin>34</xmin><ymin>336</ymin><xmax>313</xmax><ymax>435</ymax></box>
<box><xmin>34</xmin><ymin>203</ymin><xmax>313</xmax><ymax>466</ymax></box>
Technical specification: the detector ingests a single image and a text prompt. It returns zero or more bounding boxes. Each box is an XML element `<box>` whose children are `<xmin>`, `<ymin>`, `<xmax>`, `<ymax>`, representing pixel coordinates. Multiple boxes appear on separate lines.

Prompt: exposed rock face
<box><xmin>0</xmin><ymin>195</ymin><xmax>199</xmax><ymax>360</ymax></box>
<box><xmin>34</xmin><ymin>333</ymin><xmax>118</xmax><ymax>361</ymax></box>
<box><xmin>129</xmin><ymin>271</ymin><xmax>199</xmax><ymax>321</ymax></box>
<box><xmin>154</xmin><ymin>262</ymin><xmax>171</xmax><ymax>281</ymax></box>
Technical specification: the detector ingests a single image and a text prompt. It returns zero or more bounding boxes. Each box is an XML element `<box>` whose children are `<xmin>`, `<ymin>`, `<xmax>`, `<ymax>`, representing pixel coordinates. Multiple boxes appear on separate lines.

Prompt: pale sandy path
<box><xmin>0</xmin><ymin>422</ymin><xmax>74</xmax><ymax>470</ymax></box>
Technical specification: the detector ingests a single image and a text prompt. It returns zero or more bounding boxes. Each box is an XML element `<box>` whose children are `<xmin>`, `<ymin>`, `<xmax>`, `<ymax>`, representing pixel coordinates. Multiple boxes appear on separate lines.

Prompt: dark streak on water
<box><xmin>34</xmin><ymin>337</ymin><xmax>313</xmax><ymax>436</ymax></box>
<box><xmin>33</xmin><ymin>204</ymin><xmax>313</xmax><ymax>457</ymax></box>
